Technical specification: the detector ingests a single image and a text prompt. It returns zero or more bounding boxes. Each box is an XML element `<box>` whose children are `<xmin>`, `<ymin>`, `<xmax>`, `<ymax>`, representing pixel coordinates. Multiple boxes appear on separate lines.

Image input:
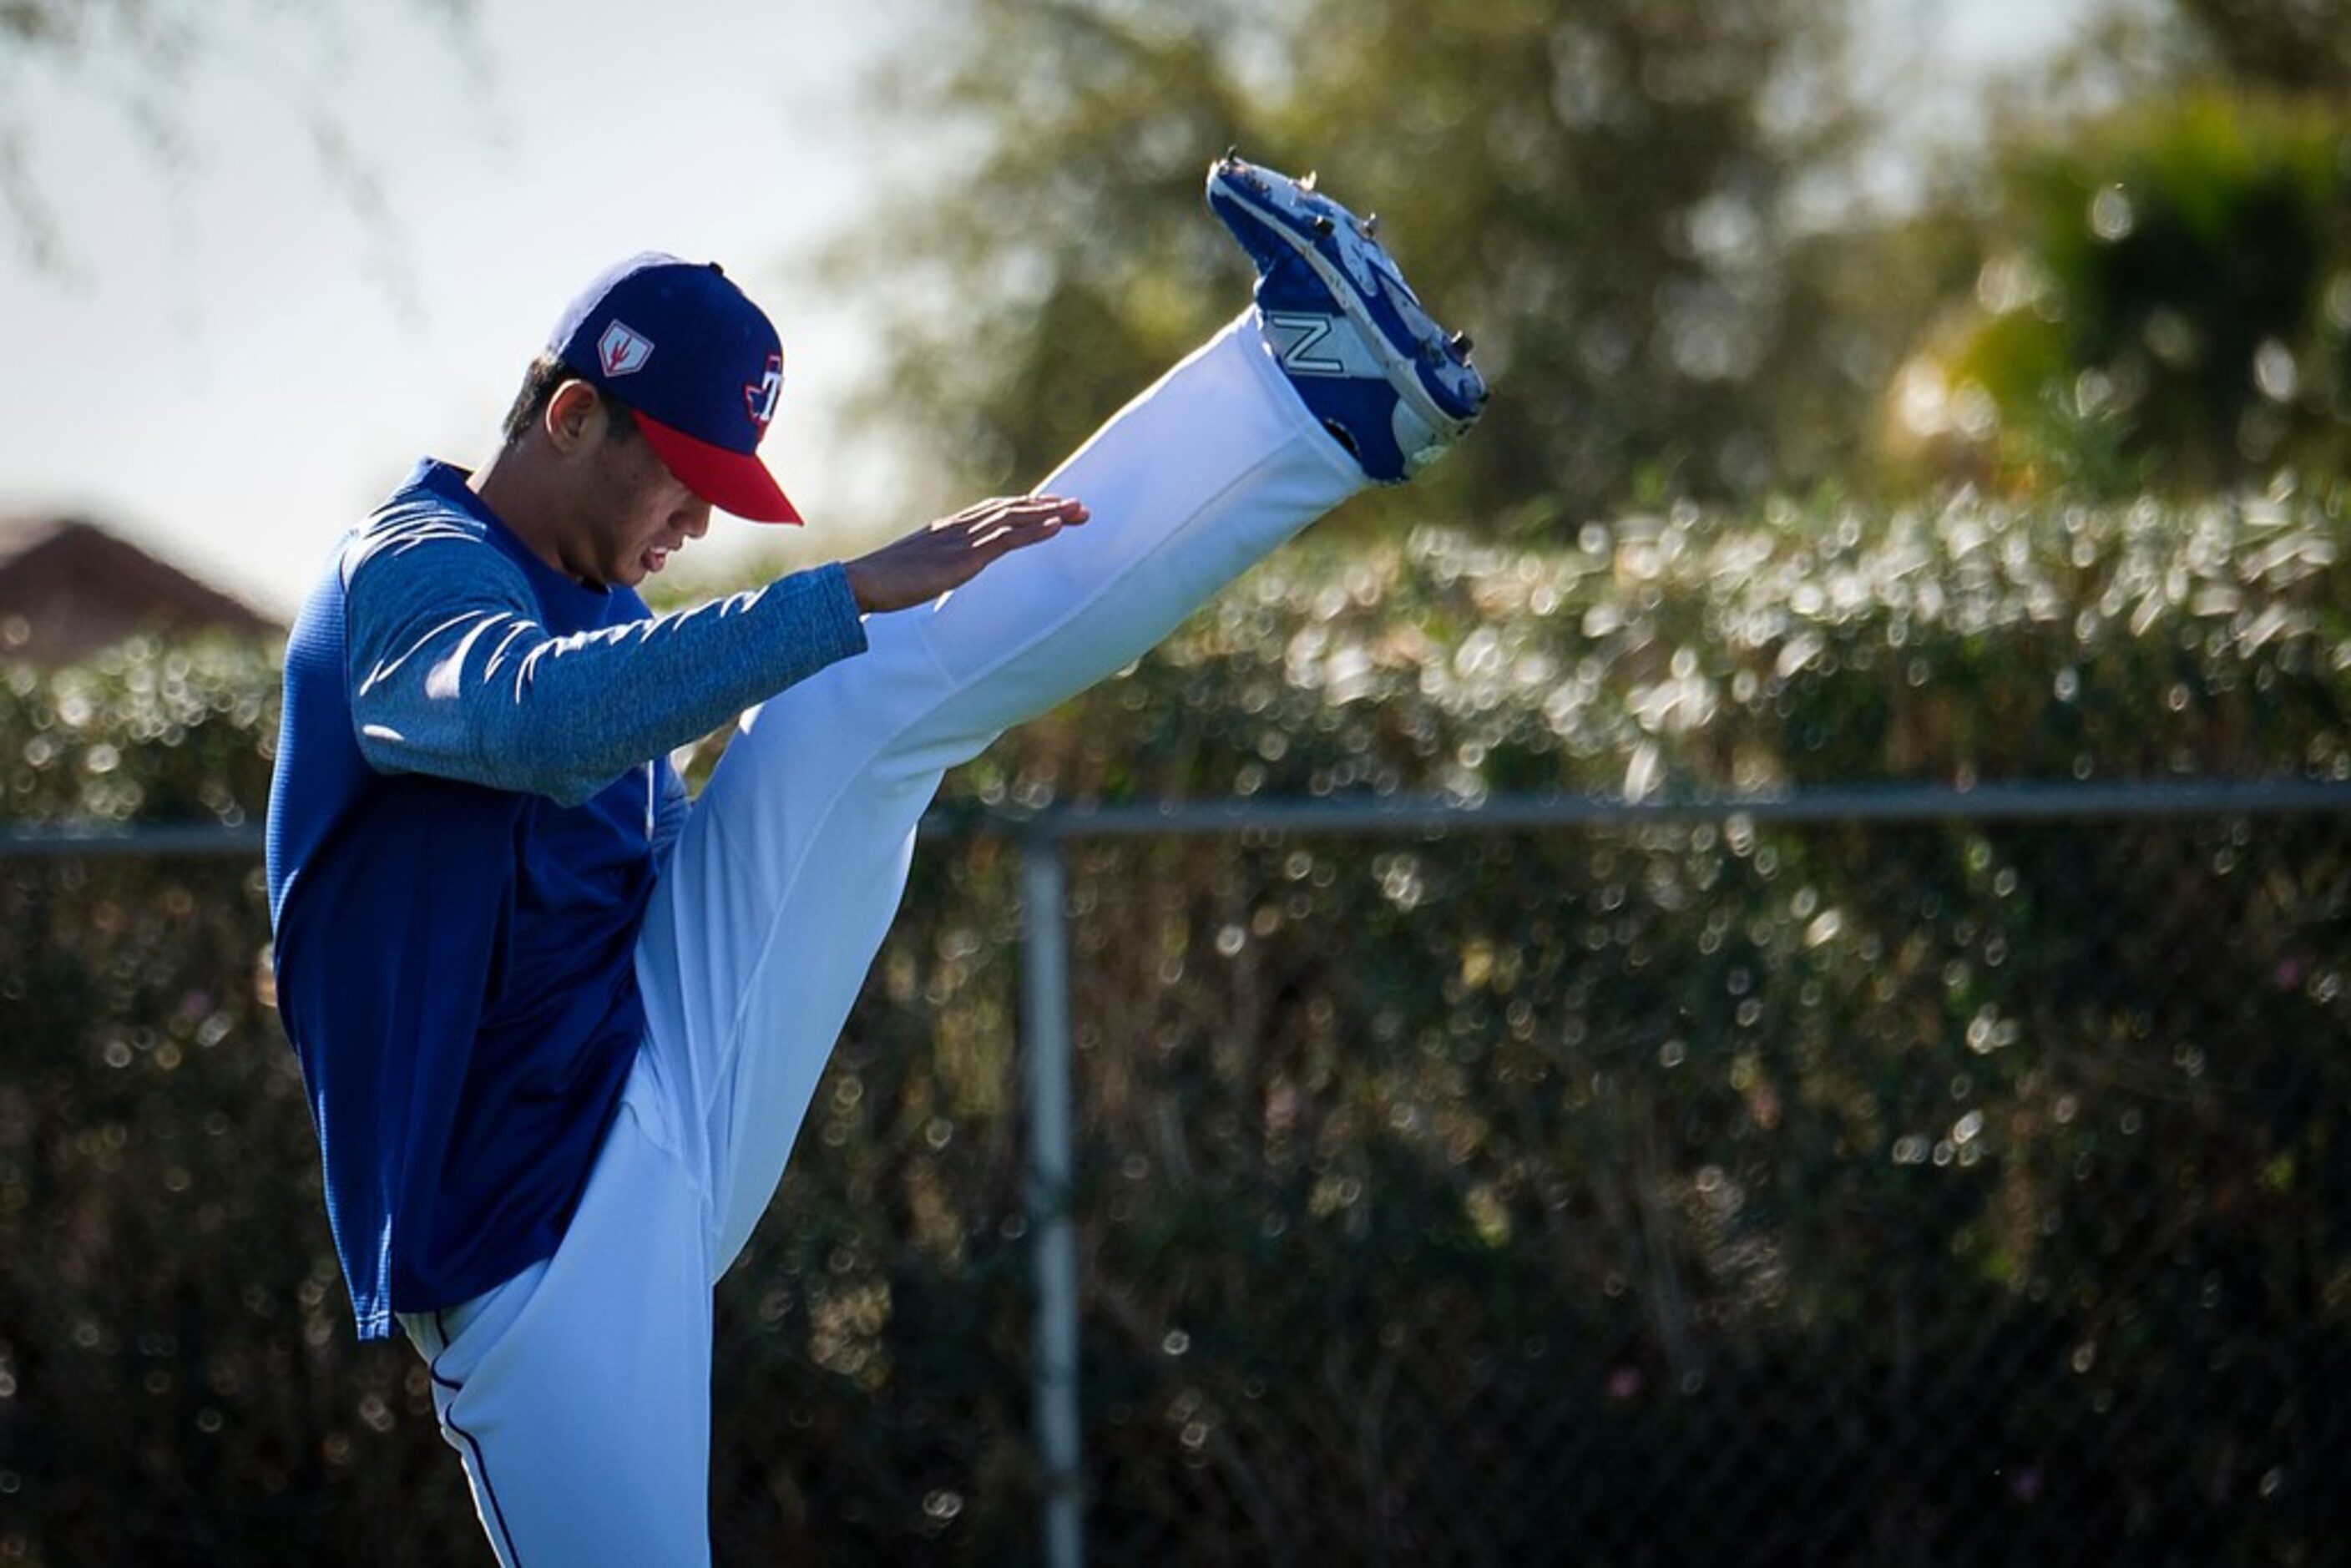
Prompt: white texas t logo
<box><xmin>745</xmin><ymin>352</ymin><xmax>784</xmax><ymax>432</ymax></box>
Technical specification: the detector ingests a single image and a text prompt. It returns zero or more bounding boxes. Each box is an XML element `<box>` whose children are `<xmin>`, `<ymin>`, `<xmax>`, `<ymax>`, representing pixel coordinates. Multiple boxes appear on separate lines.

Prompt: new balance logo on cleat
<box><xmin>1264</xmin><ymin>312</ymin><xmax>1382</xmax><ymax>378</ymax></box>
<box><xmin>1266</xmin><ymin>313</ymin><xmax>1341</xmax><ymax>375</ymax></box>
<box><xmin>1206</xmin><ymin>152</ymin><xmax>1488</xmax><ymax>483</ymax></box>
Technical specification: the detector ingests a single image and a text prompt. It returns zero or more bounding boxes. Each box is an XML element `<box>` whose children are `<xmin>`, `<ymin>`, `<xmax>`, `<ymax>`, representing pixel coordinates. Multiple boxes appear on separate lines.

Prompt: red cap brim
<box><xmin>638</xmin><ymin>413</ymin><xmax>803</xmax><ymax>525</ymax></box>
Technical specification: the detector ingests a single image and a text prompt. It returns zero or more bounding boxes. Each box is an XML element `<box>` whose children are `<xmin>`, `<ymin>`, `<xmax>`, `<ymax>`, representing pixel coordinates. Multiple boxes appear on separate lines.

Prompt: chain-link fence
<box><xmin>1000</xmin><ymin>784</ymin><xmax>2351</xmax><ymax>1566</ymax></box>
<box><xmin>7</xmin><ymin>781</ymin><xmax>2347</xmax><ymax>1565</ymax></box>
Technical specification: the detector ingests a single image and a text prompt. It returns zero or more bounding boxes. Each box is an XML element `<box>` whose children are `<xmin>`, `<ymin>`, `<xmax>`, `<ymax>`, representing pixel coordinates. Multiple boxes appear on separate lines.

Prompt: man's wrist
<box><xmin>841</xmin><ymin>558</ymin><xmax>877</xmax><ymax>615</ymax></box>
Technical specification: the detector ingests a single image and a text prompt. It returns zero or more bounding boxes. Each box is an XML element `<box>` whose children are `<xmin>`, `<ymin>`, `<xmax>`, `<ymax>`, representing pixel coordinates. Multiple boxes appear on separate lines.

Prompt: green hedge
<box><xmin>4</xmin><ymin>486</ymin><xmax>2348</xmax><ymax>1561</ymax></box>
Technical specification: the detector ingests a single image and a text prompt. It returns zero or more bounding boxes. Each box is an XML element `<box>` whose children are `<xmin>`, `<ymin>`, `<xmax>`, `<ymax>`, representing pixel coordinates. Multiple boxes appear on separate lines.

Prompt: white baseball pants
<box><xmin>397</xmin><ymin>314</ymin><xmax>1364</xmax><ymax>1565</ymax></box>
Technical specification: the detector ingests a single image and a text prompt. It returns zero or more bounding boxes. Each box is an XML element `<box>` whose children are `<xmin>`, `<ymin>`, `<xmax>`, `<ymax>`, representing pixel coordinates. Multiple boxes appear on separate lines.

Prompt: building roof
<box><xmin>0</xmin><ymin>514</ymin><xmax>281</xmax><ymax>665</ymax></box>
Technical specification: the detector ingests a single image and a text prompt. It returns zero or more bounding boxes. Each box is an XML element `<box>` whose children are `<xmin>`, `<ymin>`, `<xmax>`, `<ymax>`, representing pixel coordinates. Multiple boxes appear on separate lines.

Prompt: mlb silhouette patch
<box><xmin>599</xmin><ymin>321</ymin><xmax>654</xmax><ymax>377</ymax></box>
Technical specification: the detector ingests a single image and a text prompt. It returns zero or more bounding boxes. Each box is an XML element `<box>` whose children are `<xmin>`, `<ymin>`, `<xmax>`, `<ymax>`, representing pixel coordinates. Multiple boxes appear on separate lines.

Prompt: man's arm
<box><xmin>345</xmin><ymin>493</ymin><xmax>1089</xmax><ymax>806</ymax></box>
<box><xmin>345</xmin><ymin>530</ymin><xmax>867</xmax><ymax>805</ymax></box>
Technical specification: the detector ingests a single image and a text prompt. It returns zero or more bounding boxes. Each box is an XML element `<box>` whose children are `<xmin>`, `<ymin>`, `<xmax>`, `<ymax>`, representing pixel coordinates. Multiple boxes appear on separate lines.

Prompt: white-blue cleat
<box><xmin>1206</xmin><ymin>152</ymin><xmax>1488</xmax><ymax>483</ymax></box>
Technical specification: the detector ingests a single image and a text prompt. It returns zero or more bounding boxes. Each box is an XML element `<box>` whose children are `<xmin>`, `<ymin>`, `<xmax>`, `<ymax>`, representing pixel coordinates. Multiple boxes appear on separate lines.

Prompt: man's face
<box><xmin>567</xmin><ymin>408</ymin><xmax>713</xmax><ymax>590</ymax></box>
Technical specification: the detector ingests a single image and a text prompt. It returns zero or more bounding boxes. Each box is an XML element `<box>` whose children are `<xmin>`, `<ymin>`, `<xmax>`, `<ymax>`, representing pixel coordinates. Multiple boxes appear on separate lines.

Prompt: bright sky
<box><xmin>3</xmin><ymin>0</ymin><xmax>923</xmax><ymax>615</ymax></box>
<box><xmin>3</xmin><ymin>0</ymin><xmax>2091</xmax><ymax>620</ymax></box>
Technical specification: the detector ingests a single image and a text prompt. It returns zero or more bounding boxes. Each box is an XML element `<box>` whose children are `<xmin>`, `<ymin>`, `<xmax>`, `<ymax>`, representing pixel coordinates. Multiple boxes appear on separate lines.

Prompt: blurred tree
<box><xmin>2170</xmin><ymin>0</ymin><xmax>2351</xmax><ymax>94</ymax></box>
<box><xmin>1887</xmin><ymin>89</ymin><xmax>2351</xmax><ymax>495</ymax></box>
<box><xmin>820</xmin><ymin>0</ymin><xmax>1894</xmax><ymax>535</ymax></box>
<box><xmin>1874</xmin><ymin>0</ymin><xmax>2351</xmax><ymax>497</ymax></box>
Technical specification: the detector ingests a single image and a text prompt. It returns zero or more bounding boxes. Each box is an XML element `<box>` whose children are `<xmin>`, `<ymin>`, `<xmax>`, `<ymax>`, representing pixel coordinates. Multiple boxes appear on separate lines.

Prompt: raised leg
<box><xmin>632</xmin><ymin>315</ymin><xmax>1365</xmax><ymax>1269</ymax></box>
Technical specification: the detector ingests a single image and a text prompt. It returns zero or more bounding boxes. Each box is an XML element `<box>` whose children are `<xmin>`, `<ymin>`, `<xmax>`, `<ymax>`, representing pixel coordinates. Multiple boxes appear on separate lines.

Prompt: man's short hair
<box><xmin>500</xmin><ymin>352</ymin><xmax>641</xmax><ymax>447</ymax></box>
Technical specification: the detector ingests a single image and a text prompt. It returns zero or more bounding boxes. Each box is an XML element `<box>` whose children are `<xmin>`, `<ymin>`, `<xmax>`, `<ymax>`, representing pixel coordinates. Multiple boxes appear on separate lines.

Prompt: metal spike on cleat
<box><xmin>1449</xmin><ymin>331</ymin><xmax>1475</xmax><ymax>362</ymax></box>
<box><xmin>1299</xmin><ymin>169</ymin><xmax>1318</xmax><ymax>192</ymax></box>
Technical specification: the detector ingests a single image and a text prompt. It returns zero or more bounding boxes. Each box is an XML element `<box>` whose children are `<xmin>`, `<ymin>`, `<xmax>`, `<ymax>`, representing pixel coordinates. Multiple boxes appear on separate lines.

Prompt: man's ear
<box><xmin>543</xmin><ymin>380</ymin><xmax>605</xmax><ymax>453</ymax></box>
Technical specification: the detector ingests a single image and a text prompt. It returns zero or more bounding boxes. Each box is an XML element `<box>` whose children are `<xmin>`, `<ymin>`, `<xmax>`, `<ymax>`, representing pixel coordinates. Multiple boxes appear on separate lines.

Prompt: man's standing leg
<box><xmin>397</xmin><ymin>1061</ymin><xmax>717</xmax><ymax>1565</ymax></box>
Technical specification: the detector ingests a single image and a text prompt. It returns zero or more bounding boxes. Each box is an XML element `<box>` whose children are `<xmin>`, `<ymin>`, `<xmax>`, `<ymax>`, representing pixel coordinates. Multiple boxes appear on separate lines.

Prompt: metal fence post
<box><xmin>1021</xmin><ymin>831</ymin><xmax>1084</xmax><ymax>1568</ymax></box>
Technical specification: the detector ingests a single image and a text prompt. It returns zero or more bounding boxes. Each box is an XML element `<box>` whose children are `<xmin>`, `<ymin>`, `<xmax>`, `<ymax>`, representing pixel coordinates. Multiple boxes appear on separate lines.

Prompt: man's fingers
<box><xmin>942</xmin><ymin>493</ymin><xmax>1090</xmax><ymax>534</ymax></box>
<box><xmin>1014</xmin><ymin>493</ymin><xmax>1087</xmax><ymax>524</ymax></box>
<box><xmin>942</xmin><ymin>495</ymin><xmax>1016</xmax><ymax>527</ymax></box>
<box><xmin>971</xmin><ymin>507</ymin><xmax>1074</xmax><ymax>556</ymax></box>
<box><xmin>1013</xmin><ymin>499</ymin><xmax>1089</xmax><ymax>541</ymax></box>
<box><xmin>850</xmin><ymin>493</ymin><xmax>1092</xmax><ymax>613</ymax></box>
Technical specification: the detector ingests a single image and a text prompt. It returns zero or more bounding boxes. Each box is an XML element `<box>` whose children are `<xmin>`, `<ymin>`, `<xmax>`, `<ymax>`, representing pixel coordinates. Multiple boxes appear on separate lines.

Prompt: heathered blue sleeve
<box><xmin>344</xmin><ymin>530</ymin><xmax>867</xmax><ymax>807</ymax></box>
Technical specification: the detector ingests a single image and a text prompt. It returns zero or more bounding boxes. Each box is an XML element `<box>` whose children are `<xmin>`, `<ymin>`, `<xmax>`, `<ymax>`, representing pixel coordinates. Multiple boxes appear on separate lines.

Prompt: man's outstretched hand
<box><xmin>842</xmin><ymin>494</ymin><xmax>1090</xmax><ymax>614</ymax></box>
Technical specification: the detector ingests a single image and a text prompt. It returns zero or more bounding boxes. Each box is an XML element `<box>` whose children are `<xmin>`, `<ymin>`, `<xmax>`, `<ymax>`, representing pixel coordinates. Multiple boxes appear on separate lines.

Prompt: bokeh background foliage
<box><xmin>831</xmin><ymin>0</ymin><xmax>1881</xmax><ymax>528</ymax></box>
<box><xmin>6</xmin><ymin>489</ymin><xmax>2350</xmax><ymax>1560</ymax></box>
<box><xmin>1914</xmin><ymin>90</ymin><xmax>2351</xmax><ymax>495</ymax></box>
<box><xmin>819</xmin><ymin>0</ymin><xmax>2351</xmax><ymax>535</ymax></box>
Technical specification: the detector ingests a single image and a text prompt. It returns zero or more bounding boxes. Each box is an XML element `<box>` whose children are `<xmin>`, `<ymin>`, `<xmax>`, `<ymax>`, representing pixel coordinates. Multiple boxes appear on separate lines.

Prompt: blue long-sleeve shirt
<box><xmin>265</xmin><ymin>458</ymin><xmax>867</xmax><ymax>1338</ymax></box>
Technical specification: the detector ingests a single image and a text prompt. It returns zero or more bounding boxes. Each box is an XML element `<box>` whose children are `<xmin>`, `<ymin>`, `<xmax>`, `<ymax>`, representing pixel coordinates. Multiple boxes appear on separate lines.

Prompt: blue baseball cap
<box><xmin>548</xmin><ymin>252</ymin><xmax>801</xmax><ymax>524</ymax></box>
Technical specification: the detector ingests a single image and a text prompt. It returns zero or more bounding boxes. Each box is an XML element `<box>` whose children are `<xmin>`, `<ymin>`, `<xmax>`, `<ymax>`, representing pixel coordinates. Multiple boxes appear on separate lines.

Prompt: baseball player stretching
<box><xmin>265</xmin><ymin>155</ymin><xmax>1484</xmax><ymax>1564</ymax></box>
